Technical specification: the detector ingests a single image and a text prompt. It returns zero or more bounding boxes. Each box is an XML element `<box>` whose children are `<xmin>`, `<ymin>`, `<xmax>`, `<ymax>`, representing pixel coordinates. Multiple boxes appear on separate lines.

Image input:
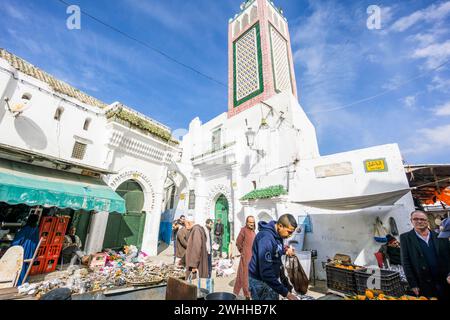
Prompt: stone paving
<box><xmin>156</xmin><ymin>244</ymin><xmax>327</xmax><ymax>300</ymax></box>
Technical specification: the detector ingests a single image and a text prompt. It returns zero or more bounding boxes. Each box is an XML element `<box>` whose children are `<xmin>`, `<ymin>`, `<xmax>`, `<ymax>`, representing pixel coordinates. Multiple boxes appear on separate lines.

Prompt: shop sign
<box><xmin>364</xmin><ymin>158</ymin><xmax>388</xmax><ymax>172</ymax></box>
<box><xmin>180</xmin><ymin>193</ymin><xmax>186</xmax><ymax>200</ymax></box>
<box><xmin>314</xmin><ymin>162</ymin><xmax>353</xmax><ymax>178</ymax></box>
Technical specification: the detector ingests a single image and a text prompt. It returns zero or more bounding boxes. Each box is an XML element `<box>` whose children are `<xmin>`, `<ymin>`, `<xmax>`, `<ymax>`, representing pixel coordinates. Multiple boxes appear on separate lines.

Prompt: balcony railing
<box><xmin>191</xmin><ymin>141</ymin><xmax>236</xmax><ymax>162</ymax></box>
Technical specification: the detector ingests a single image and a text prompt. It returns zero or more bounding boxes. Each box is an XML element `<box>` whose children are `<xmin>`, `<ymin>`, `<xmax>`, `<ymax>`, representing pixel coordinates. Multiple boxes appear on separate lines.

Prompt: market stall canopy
<box><xmin>293</xmin><ymin>189</ymin><xmax>411</xmax><ymax>211</ymax></box>
<box><xmin>0</xmin><ymin>158</ymin><xmax>126</xmax><ymax>214</ymax></box>
<box><xmin>405</xmin><ymin>164</ymin><xmax>450</xmax><ymax>205</ymax></box>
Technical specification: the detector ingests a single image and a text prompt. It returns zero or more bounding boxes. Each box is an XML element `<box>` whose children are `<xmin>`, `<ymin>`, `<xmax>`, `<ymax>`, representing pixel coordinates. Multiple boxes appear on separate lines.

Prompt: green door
<box><xmin>214</xmin><ymin>195</ymin><xmax>230</xmax><ymax>254</ymax></box>
<box><xmin>103</xmin><ymin>180</ymin><xmax>146</xmax><ymax>250</ymax></box>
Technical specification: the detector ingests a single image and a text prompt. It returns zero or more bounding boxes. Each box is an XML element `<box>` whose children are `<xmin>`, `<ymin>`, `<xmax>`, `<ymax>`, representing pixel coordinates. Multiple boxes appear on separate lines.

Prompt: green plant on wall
<box><xmin>106</xmin><ymin>107</ymin><xmax>178</xmax><ymax>145</ymax></box>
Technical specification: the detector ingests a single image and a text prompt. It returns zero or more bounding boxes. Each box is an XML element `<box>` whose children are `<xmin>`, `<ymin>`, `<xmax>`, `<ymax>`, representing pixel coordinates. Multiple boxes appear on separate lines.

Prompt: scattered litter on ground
<box><xmin>19</xmin><ymin>246</ymin><xmax>184</xmax><ymax>299</ymax></box>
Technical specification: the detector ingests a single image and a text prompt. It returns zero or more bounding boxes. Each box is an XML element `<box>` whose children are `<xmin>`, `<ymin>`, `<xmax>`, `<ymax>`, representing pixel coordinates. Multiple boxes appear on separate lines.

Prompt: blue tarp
<box><xmin>158</xmin><ymin>221</ymin><xmax>173</xmax><ymax>245</ymax></box>
<box><xmin>11</xmin><ymin>226</ymin><xmax>39</xmax><ymax>285</ymax></box>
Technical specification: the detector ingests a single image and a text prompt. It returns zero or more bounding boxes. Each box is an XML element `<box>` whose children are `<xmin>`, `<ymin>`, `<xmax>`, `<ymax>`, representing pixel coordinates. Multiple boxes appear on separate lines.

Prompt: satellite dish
<box><xmin>8</xmin><ymin>94</ymin><xmax>32</xmax><ymax>116</ymax></box>
<box><xmin>10</xmin><ymin>102</ymin><xmax>31</xmax><ymax>113</ymax></box>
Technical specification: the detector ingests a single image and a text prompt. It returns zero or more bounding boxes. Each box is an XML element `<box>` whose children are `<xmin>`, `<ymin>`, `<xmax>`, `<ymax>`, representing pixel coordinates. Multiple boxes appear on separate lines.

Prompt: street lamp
<box><xmin>245</xmin><ymin>127</ymin><xmax>256</xmax><ymax>148</ymax></box>
<box><xmin>245</xmin><ymin>127</ymin><xmax>265</xmax><ymax>157</ymax></box>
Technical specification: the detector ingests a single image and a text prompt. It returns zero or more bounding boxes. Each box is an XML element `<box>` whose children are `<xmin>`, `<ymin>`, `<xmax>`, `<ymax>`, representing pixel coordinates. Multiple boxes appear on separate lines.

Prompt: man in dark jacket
<box><xmin>213</xmin><ymin>218</ymin><xmax>224</xmax><ymax>257</ymax></box>
<box><xmin>248</xmin><ymin>214</ymin><xmax>298</xmax><ymax>300</ymax></box>
<box><xmin>400</xmin><ymin>210</ymin><xmax>450</xmax><ymax>300</ymax></box>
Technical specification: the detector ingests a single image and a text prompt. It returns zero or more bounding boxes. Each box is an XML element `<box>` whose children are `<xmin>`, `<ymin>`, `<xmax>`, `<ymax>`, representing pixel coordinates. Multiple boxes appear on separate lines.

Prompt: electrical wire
<box><xmin>308</xmin><ymin>58</ymin><xmax>450</xmax><ymax>115</ymax></box>
<box><xmin>54</xmin><ymin>0</ymin><xmax>227</xmax><ymax>87</ymax></box>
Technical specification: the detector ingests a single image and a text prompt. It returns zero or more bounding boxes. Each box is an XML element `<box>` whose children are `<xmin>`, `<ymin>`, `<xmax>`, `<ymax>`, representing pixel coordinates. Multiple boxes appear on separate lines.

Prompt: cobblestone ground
<box><xmin>156</xmin><ymin>244</ymin><xmax>327</xmax><ymax>300</ymax></box>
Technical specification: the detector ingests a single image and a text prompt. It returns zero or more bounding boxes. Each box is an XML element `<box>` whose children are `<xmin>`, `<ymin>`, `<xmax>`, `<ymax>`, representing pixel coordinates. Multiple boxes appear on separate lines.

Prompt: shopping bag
<box><xmin>285</xmin><ymin>255</ymin><xmax>309</xmax><ymax>295</ymax></box>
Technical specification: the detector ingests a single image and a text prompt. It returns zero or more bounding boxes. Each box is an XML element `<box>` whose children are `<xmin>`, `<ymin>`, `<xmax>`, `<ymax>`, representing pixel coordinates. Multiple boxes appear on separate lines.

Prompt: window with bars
<box><xmin>71</xmin><ymin>142</ymin><xmax>87</xmax><ymax>160</ymax></box>
<box><xmin>188</xmin><ymin>190</ymin><xmax>195</xmax><ymax>210</ymax></box>
<box><xmin>212</xmin><ymin>128</ymin><xmax>221</xmax><ymax>152</ymax></box>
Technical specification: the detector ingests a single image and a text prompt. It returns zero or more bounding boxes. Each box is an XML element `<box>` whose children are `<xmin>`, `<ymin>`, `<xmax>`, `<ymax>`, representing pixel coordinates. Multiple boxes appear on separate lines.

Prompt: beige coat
<box><xmin>185</xmin><ymin>224</ymin><xmax>209</xmax><ymax>279</ymax></box>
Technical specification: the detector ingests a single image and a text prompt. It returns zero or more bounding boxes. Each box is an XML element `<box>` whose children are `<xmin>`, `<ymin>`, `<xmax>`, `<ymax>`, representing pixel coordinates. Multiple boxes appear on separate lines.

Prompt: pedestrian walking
<box><xmin>213</xmin><ymin>218</ymin><xmax>224</xmax><ymax>258</ymax></box>
<box><xmin>175</xmin><ymin>220</ymin><xmax>193</xmax><ymax>266</ymax></box>
<box><xmin>233</xmin><ymin>215</ymin><xmax>256</xmax><ymax>299</ymax></box>
<box><xmin>172</xmin><ymin>215</ymin><xmax>185</xmax><ymax>264</ymax></box>
<box><xmin>185</xmin><ymin>219</ymin><xmax>214</xmax><ymax>279</ymax></box>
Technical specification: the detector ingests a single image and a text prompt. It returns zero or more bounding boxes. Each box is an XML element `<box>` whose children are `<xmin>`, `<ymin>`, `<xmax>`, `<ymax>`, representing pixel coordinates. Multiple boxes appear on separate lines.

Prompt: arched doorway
<box><xmin>103</xmin><ymin>179</ymin><xmax>146</xmax><ymax>250</ymax></box>
<box><xmin>258</xmin><ymin>212</ymin><xmax>272</xmax><ymax>223</ymax></box>
<box><xmin>214</xmin><ymin>194</ymin><xmax>230</xmax><ymax>255</ymax></box>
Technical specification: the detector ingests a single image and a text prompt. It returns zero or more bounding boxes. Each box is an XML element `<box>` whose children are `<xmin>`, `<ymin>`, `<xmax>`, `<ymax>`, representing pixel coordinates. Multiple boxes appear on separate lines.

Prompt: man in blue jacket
<box><xmin>248</xmin><ymin>214</ymin><xmax>299</xmax><ymax>300</ymax></box>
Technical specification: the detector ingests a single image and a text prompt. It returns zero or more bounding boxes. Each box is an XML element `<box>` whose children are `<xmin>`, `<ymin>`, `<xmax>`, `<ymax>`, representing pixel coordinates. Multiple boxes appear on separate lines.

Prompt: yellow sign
<box><xmin>180</xmin><ymin>193</ymin><xmax>186</xmax><ymax>200</ymax></box>
<box><xmin>364</xmin><ymin>159</ymin><xmax>388</xmax><ymax>172</ymax></box>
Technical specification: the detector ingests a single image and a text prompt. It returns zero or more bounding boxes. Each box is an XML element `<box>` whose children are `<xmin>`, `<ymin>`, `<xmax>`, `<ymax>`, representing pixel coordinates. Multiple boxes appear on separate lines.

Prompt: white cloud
<box><xmin>412</xmin><ymin>40</ymin><xmax>450</xmax><ymax>69</ymax></box>
<box><xmin>434</xmin><ymin>102</ymin><xmax>450</xmax><ymax>116</ymax></box>
<box><xmin>403</xmin><ymin>124</ymin><xmax>450</xmax><ymax>155</ymax></box>
<box><xmin>428</xmin><ymin>75</ymin><xmax>450</xmax><ymax>92</ymax></box>
<box><xmin>1</xmin><ymin>2</ymin><xmax>27</xmax><ymax>21</ymax></box>
<box><xmin>382</xmin><ymin>75</ymin><xmax>404</xmax><ymax>90</ymax></box>
<box><xmin>403</xmin><ymin>95</ymin><xmax>416</xmax><ymax>110</ymax></box>
<box><xmin>390</xmin><ymin>1</ymin><xmax>450</xmax><ymax>32</ymax></box>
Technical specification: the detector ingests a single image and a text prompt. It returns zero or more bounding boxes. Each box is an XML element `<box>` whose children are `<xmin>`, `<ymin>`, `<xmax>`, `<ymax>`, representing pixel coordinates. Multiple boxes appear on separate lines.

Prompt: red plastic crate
<box><xmin>54</xmin><ymin>216</ymin><xmax>70</xmax><ymax>233</ymax></box>
<box><xmin>42</xmin><ymin>257</ymin><xmax>59</xmax><ymax>273</ymax></box>
<box><xmin>46</xmin><ymin>244</ymin><xmax>63</xmax><ymax>258</ymax></box>
<box><xmin>35</xmin><ymin>245</ymin><xmax>48</xmax><ymax>260</ymax></box>
<box><xmin>40</xmin><ymin>245</ymin><xmax>63</xmax><ymax>274</ymax></box>
<box><xmin>39</xmin><ymin>217</ymin><xmax>56</xmax><ymax>233</ymax></box>
<box><xmin>39</xmin><ymin>217</ymin><xmax>56</xmax><ymax>246</ymax></box>
<box><xmin>50</xmin><ymin>217</ymin><xmax>70</xmax><ymax>245</ymax></box>
<box><xmin>29</xmin><ymin>257</ymin><xmax>45</xmax><ymax>276</ymax></box>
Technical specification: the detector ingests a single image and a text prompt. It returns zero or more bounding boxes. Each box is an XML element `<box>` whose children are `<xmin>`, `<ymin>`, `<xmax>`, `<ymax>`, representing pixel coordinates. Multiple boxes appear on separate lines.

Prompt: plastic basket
<box><xmin>355</xmin><ymin>268</ymin><xmax>404</xmax><ymax>297</ymax></box>
<box><xmin>39</xmin><ymin>217</ymin><xmax>56</xmax><ymax>246</ymax></box>
<box><xmin>42</xmin><ymin>257</ymin><xmax>59</xmax><ymax>273</ymax></box>
<box><xmin>46</xmin><ymin>244</ymin><xmax>63</xmax><ymax>257</ymax></box>
<box><xmin>326</xmin><ymin>263</ymin><xmax>358</xmax><ymax>294</ymax></box>
<box><xmin>50</xmin><ymin>217</ymin><xmax>69</xmax><ymax>244</ymax></box>
<box><xmin>29</xmin><ymin>257</ymin><xmax>45</xmax><ymax>276</ymax></box>
<box><xmin>36</xmin><ymin>245</ymin><xmax>47</xmax><ymax>260</ymax></box>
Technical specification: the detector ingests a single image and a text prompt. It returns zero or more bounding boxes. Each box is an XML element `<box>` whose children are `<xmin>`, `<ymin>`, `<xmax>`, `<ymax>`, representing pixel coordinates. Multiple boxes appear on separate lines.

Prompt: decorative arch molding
<box><xmin>106</xmin><ymin>169</ymin><xmax>156</xmax><ymax>212</ymax></box>
<box><xmin>205</xmin><ymin>184</ymin><xmax>233</xmax><ymax>222</ymax></box>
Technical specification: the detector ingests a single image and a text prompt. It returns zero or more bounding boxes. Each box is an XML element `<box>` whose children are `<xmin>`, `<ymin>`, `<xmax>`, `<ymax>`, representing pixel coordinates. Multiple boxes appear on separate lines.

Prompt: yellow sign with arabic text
<box><xmin>364</xmin><ymin>158</ymin><xmax>388</xmax><ymax>172</ymax></box>
<box><xmin>180</xmin><ymin>193</ymin><xmax>186</xmax><ymax>200</ymax></box>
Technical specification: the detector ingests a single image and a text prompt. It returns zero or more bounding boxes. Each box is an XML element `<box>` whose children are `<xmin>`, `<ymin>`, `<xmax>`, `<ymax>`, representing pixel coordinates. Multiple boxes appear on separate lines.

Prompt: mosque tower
<box><xmin>228</xmin><ymin>0</ymin><xmax>298</xmax><ymax>117</ymax></box>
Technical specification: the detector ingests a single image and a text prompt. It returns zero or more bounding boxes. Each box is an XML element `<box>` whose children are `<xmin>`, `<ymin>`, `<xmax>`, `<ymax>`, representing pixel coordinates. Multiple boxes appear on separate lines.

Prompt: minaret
<box><xmin>227</xmin><ymin>0</ymin><xmax>298</xmax><ymax>117</ymax></box>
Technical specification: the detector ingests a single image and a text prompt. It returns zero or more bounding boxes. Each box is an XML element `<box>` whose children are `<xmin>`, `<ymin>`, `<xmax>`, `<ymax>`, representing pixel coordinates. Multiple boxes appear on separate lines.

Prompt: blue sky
<box><xmin>0</xmin><ymin>0</ymin><xmax>449</xmax><ymax>164</ymax></box>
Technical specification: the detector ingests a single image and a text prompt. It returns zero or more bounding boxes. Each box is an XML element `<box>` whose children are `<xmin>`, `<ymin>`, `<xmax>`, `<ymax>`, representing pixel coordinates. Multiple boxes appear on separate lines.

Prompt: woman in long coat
<box><xmin>233</xmin><ymin>216</ymin><xmax>256</xmax><ymax>299</ymax></box>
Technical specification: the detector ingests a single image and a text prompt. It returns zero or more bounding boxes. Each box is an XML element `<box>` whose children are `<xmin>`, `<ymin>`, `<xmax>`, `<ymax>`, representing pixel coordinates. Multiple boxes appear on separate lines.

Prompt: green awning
<box><xmin>0</xmin><ymin>158</ymin><xmax>126</xmax><ymax>214</ymax></box>
<box><xmin>240</xmin><ymin>185</ymin><xmax>288</xmax><ymax>201</ymax></box>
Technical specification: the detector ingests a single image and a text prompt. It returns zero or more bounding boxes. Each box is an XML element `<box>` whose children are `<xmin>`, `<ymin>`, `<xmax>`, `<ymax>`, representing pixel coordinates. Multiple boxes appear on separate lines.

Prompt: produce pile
<box><xmin>331</xmin><ymin>263</ymin><xmax>364</xmax><ymax>271</ymax></box>
<box><xmin>18</xmin><ymin>246</ymin><xmax>184</xmax><ymax>299</ymax></box>
<box><xmin>345</xmin><ymin>289</ymin><xmax>437</xmax><ymax>301</ymax></box>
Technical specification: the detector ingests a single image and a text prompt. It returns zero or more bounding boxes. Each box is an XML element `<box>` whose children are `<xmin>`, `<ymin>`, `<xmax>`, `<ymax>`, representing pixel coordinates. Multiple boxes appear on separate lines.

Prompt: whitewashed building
<box><xmin>0</xmin><ymin>49</ymin><xmax>180</xmax><ymax>257</ymax></box>
<box><xmin>173</xmin><ymin>0</ymin><xmax>415</xmax><ymax>279</ymax></box>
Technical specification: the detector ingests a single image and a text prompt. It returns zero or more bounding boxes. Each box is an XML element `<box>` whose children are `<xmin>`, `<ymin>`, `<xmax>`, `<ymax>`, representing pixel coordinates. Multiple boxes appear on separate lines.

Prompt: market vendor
<box><xmin>62</xmin><ymin>227</ymin><xmax>86</xmax><ymax>266</ymax></box>
<box><xmin>378</xmin><ymin>234</ymin><xmax>402</xmax><ymax>267</ymax></box>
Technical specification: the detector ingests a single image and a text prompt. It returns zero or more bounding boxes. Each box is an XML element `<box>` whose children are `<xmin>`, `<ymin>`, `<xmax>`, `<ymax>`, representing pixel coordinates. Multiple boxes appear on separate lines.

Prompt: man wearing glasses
<box><xmin>248</xmin><ymin>214</ymin><xmax>299</xmax><ymax>300</ymax></box>
<box><xmin>400</xmin><ymin>210</ymin><xmax>450</xmax><ymax>300</ymax></box>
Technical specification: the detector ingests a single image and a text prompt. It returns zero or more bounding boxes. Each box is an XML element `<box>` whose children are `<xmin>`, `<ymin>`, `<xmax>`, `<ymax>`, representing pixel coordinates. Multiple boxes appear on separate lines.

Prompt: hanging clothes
<box><xmin>389</xmin><ymin>217</ymin><xmax>399</xmax><ymax>236</ymax></box>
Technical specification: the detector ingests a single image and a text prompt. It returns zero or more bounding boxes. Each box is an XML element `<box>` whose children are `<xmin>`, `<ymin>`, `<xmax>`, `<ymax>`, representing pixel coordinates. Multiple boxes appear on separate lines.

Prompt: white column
<box><xmin>230</xmin><ymin>164</ymin><xmax>242</xmax><ymax>240</ymax></box>
<box><xmin>141</xmin><ymin>191</ymin><xmax>163</xmax><ymax>256</ymax></box>
<box><xmin>83</xmin><ymin>211</ymin><xmax>109</xmax><ymax>255</ymax></box>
